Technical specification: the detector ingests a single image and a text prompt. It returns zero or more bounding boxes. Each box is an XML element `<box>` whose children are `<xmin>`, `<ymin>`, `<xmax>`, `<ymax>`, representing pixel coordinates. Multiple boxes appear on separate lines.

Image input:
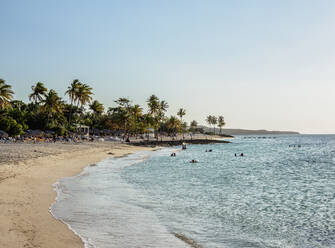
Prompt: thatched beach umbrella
<box><xmin>25</xmin><ymin>129</ymin><xmax>44</xmax><ymax>137</ymax></box>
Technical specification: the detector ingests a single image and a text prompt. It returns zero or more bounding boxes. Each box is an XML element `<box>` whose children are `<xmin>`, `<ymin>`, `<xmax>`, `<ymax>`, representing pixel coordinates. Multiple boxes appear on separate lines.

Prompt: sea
<box><xmin>50</xmin><ymin>135</ymin><xmax>335</xmax><ymax>248</ymax></box>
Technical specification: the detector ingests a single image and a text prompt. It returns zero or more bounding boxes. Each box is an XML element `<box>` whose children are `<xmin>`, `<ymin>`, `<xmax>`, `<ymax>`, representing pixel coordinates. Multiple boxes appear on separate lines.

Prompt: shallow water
<box><xmin>51</xmin><ymin>135</ymin><xmax>335</xmax><ymax>248</ymax></box>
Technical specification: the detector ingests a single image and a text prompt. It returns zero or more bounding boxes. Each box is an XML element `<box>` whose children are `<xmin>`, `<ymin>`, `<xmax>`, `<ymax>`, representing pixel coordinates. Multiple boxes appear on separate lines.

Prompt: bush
<box><xmin>10</xmin><ymin>123</ymin><xmax>24</xmax><ymax>136</ymax></box>
<box><xmin>51</xmin><ymin>126</ymin><xmax>67</xmax><ymax>136</ymax></box>
<box><xmin>0</xmin><ymin>117</ymin><xmax>24</xmax><ymax>136</ymax></box>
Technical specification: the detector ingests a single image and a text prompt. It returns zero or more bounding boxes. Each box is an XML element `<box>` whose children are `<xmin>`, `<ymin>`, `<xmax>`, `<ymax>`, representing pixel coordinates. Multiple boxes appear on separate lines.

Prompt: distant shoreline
<box><xmin>130</xmin><ymin>138</ymin><xmax>231</xmax><ymax>147</ymax></box>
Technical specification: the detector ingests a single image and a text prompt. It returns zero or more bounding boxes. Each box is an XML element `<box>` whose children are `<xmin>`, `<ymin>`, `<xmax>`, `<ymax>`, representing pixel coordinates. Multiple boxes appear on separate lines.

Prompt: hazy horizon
<box><xmin>1</xmin><ymin>0</ymin><xmax>335</xmax><ymax>134</ymax></box>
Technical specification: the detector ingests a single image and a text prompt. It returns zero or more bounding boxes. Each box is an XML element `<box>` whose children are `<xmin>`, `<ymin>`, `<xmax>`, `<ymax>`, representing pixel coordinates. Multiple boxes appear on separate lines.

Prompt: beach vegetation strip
<box><xmin>0</xmin><ymin>79</ymin><xmax>229</xmax><ymax>143</ymax></box>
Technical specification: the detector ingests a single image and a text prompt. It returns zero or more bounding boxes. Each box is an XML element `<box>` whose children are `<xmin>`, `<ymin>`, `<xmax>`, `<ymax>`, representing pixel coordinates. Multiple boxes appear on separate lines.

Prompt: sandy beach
<box><xmin>0</xmin><ymin>142</ymin><xmax>154</xmax><ymax>248</ymax></box>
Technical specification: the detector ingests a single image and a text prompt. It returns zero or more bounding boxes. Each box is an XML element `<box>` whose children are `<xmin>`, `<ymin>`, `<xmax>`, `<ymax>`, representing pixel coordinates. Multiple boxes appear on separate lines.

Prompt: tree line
<box><xmin>0</xmin><ymin>78</ymin><xmax>225</xmax><ymax>137</ymax></box>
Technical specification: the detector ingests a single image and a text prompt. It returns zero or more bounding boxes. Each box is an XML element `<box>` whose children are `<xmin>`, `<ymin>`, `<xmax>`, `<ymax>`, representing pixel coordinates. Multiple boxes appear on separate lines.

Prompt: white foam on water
<box><xmin>50</xmin><ymin>150</ymin><xmax>189</xmax><ymax>248</ymax></box>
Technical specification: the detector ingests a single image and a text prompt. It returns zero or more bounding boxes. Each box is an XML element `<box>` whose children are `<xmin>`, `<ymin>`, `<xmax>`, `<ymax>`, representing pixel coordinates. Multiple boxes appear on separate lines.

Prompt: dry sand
<box><xmin>0</xmin><ymin>142</ymin><xmax>154</xmax><ymax>248</ymax></box>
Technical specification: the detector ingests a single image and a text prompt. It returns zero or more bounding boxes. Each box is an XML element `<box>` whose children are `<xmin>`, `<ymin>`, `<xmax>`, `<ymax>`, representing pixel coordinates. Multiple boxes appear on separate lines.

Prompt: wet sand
<box><xmin>0</xmin><ymin>142</ymin><xmax>154</xmax><ymax>248</ymax></box>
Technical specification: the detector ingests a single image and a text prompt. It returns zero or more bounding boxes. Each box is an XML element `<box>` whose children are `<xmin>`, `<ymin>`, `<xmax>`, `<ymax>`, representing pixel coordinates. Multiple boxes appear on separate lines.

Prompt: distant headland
<box><xmin>199</xmin><ymin>126</ymin><xmax>300</xmax><ymax>135</ymax></box>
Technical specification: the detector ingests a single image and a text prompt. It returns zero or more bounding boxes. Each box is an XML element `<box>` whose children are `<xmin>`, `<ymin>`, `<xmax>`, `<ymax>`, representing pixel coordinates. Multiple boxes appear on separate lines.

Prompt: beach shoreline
<box><xmin>0</xmin><ymin>142</ymin><xmax>155</xmax><ymax>248</ymax></box>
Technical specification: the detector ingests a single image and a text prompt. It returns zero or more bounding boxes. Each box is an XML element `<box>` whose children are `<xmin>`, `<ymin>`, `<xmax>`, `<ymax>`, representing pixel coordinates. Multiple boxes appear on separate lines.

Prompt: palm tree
<box><xmin>212</xmin><ymin>116</ymin><xmax>217</xmax><ymax>135</ymax></box>
<box><xmin>206</xmin><ymin>115</ymin><xmax>217</xmax><ymax>135</ymax></box>
<box><xmin>190</xmin><ymin>120</ymin><xmax>198</xmax><ymax>133</ymax></box>
<box><xmin>89</xmin><ymin>100</ymin><xmax>104</xmax><ymax>116</ymax></box>
<box><xmin>217</xmin><ymin>115</ymin><xmax>226</xmax><ymax>135</ymax></box>
<box><xmin>190</xmin><ymin>120</ymin><xmax>198</xmax><ymax>128</ymax></box>
<box><xmin>147</xmin><ymin>95</ymin><xmax>168</xmax><ymax>139</ymax></box>
<box><xmin>42</xmin><ymin>90</ymin><xmax>63</xmax><ymax>126</ymax></box>
<box><xmin>166</xmin><ymin>116</ymin><xmax>181</xmax><ymax>137</ymax></box>
<box><xmin>147</xmin><ymin>94</ymin><xmax>160</xmax><ymax>116</ymax></box>
<box><xmin>0</xmin><ymin>79</ymin><xmax>14</xmax><ymax>110</ymax></box>
<box><xmin>177</xmin><ymin>108</ymin><xmax>186</xmax><ymax>123</ymax></box>
<box><xmin>115</xmin><ymin>97</ymin><xmax>131</xmax><ymax>109</ymax></box>
<box><xmin>65</xmin><ymin>79</ymin><xmax>81</xmax><ymax>124</ymax></box>
<box><xmin>177</xmin><ymin>108</ymin><xmax>186</xmax><ymax>139</ymax></box>
<box><xmin>160</xmin><ymin>100</ymin><xmax>169</xmax><ymax>113</ymax></box>
<box><xmin>29</xmin><ymin>82</ymin><xmax>48</xmax><ymax>104</ymax></box>
<box><xmin>206</xmin><ymin>115</ymin><xmax>212</xmax><ymax>127</ymax></box>
<box><xmin>76</xmin><ymin>83</ymin><xmax>93</xmax><ymax>108</ymax></box>
<box><xmin>129</xmin><ymin>104</ymin><xmax>143</xmax><ymax>135</ymax></box>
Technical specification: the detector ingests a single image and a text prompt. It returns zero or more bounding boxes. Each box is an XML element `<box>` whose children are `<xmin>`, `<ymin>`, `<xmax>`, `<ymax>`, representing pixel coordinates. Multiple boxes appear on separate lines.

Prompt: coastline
<box><xmin>0</xmin><ymin>142</ymin><xmax>154</xmax><ymax>248</ymax></box>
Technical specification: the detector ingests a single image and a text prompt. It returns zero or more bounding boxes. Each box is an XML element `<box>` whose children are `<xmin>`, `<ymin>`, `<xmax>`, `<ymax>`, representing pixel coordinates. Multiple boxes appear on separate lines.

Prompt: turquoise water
<box><xmin>51</xmin><ymin>135</ymin><xmax>335</xmax><ymax>248</ymax></box>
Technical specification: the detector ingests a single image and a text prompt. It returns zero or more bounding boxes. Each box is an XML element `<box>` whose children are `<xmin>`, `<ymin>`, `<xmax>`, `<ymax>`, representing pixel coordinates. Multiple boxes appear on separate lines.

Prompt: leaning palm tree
<box><xmin>42</xmin><ymin>90</ymin><xmax>63</xmax><ymax>126</ymax></box>
<box><xmin>177</xmin><ymin>108</ymin><xmax>186</xmax><ymax>139</ymax></box>
<box><xmin>0</xmin><ymin>79</ymin><xmax>14</xmax><ymax>110</ymax></box>
<box><xmin>65</xmin><ymin>79</ymin><xmax>81</xmax><ymax>124</ymax></box>
<box><xmin>29</xmin><ymin>82</ymin><xmax>48</xmax><ymax>104</ymax></box>
<box><xmin>160</xmin><ymin>100</ymin><xmax>169</xmax><ymax>113</ymax></box>
<box><xmin>217</xmin><ymin>115</ymin><xmax>226</xmax><ymax>135</ymax></box>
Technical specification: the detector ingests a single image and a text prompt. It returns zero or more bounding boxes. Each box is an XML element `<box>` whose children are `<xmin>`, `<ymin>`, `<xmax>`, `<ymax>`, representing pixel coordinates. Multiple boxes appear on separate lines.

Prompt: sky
<box><xmin>1</xmin><ymin>0</ymin><xmax>335</xmax><ymax>134</ymax></box>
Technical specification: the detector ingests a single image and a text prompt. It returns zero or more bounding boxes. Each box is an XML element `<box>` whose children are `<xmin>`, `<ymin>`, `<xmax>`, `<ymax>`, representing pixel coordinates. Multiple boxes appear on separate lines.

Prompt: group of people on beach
<box><xmin>0</xmin><ymin>135</ymin><xmax>95</xmax><ymax>144</ymax></box>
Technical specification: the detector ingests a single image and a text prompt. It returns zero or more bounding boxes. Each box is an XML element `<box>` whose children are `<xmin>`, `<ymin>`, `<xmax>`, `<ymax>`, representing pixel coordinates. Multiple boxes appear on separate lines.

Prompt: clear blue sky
<box><xmin>1</xmin><ymin>0</ymin><xmax>335</xmax><ymax>133</ymax></box>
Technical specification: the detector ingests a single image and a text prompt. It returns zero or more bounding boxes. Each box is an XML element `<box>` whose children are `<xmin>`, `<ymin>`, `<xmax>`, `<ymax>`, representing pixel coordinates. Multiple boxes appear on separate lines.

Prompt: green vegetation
<box><xmin>206</xmin><ymin>115</ymin><xmax>226</xmax><ymax>135</ymax></box>
<box><xmin>0</xmin><ymin>78</ymin><xmax>226</xmax><ymax>138</ymax></box>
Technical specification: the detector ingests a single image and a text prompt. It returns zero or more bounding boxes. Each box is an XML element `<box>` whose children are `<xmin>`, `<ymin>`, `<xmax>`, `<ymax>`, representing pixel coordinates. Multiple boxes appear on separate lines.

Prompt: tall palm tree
<box><xmin>29</xmin><ymin>82</ymin><xmax>48</xmax><ymax>104</ymax></box>
<box><xmin>76</xmin><ymin>83</ymin><xmax>93</xmax><ymax>108</ymax></box>
<box><xmin>65</xmin><ymin>79</ymin><xmax>81</xmax><ymax>124</ymax></box>
<box><xmin>206</xmin><ymin>115</ymin><xmax>212</xmax><ymax>127</ymax></box>
<box><xmin>147</xmin><ymin>94</ymin><xmax>160</xmax><ymax>116</ymax></box>
<box><xmin>0</xmin><ymin>79</ymin><xmax>14</xmax><ymax>110</ymax></box>
<box><xmin>177</xmin><ymin>108</ymin><xmax>186</xmax><ymax>123</ymax></box>
<box><xmin>217</xmin><ymin>115</ymin><xmax>226</xmax><ymax>135</ymax></box>
<box><xmin>177</xmin><ymin>108</ymin><xmax>186</xmax><ymax>139</ymax></box>
<box><xmin>147</xmin><ymin>95</ymin><xmax>164</xmax><ymax>139</ymax></box>
<box><xmin>42</xmin><ymin>90</ymin><xmax>63</xmax><ymax>126</ymax></box>
<box><xmin>157</xmin><ymin>100</ymin><xmax>169</xmax><ymax>131</ymax></box>
<box><xmin>206</xmin><ymin>115</ymin><xmax>216</xmax><ymax>135</ymax></box>
<box><xmin>212</xmin><ymin>116</ymin><xmax>217</xmax><ymax>135</ymax></box>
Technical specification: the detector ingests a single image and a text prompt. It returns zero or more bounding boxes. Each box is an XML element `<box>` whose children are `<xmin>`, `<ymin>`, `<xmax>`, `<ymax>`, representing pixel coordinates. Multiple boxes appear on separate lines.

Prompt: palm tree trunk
<box><xmin>69</xmin><ymin>99</ymin><xmax>73</xmax><ymax>125</ymax></box>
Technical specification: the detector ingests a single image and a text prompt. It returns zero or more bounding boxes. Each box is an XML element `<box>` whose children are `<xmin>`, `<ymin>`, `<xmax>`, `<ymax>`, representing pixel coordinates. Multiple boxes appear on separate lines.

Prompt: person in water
<box><xmin>240</xmin><ymin>153</ymin><xmax>244</xmax><ymax>157</ymax></box>
<box><xmin>190</xmin><ymin>159</ymin><xmax>198</xmax><ymax>163</ymax></box>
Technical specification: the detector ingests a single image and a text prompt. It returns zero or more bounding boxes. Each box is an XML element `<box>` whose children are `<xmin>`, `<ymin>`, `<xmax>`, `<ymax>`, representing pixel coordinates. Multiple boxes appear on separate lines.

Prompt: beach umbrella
<box><xmin>27</xmin><ymin>129</ymin><xmax>44</xmax><ymax>137</ymax></box>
